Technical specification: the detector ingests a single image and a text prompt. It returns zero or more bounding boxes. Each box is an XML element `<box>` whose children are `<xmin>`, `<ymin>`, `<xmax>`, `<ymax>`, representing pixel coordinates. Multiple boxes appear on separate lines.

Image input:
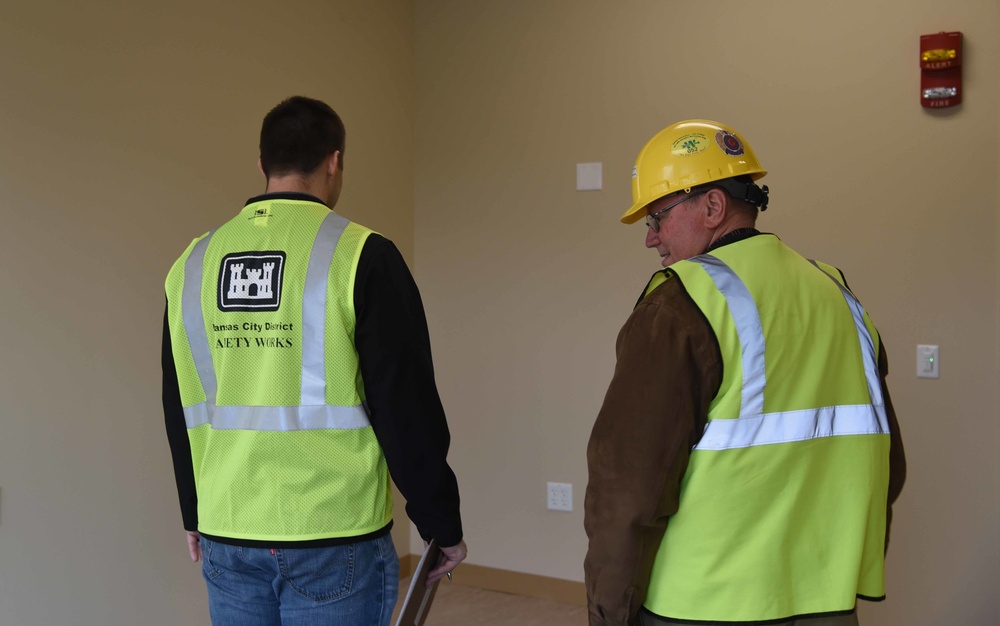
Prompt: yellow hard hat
<box><xmin>621</xmin><ymin>120</ymin><xmax>768</xmax><ymax>224</ymax></box>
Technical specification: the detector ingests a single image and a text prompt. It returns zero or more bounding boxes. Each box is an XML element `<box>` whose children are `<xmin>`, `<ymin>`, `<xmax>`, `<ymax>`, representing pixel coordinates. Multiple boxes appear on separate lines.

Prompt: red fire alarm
<box><xmin>920</xmin><ymin>31</ymin><xmax>962</xmax><ymax>109</ymax></box>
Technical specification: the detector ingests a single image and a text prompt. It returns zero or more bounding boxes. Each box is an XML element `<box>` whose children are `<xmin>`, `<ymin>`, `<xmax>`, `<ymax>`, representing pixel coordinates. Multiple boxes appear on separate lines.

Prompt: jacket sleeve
<box><xmin>162</xmin><ymin>303</ymin><xmax>199</xmax><ymax>531</ymax></box>
<box><xmin>879</xmin><ymin>343</ymin><xmax>906</xmax><ymax>553</ymax></box>
<box><xmin>353</xmin><ymin>235</ymin><xmax>463</xmax><ymax>547</ymax></box>
<box><xmin>584</xmin><ymin>277</ymin><xmax>722</xmax><ymax>626</ymax></box>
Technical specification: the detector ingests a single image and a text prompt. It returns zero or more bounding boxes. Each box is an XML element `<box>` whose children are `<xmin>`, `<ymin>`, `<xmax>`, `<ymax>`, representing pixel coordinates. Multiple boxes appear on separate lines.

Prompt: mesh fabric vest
<box><xmin>165</xmin><ymin>198</ymin><xmax>392</xmax><ymax>542</ymax></box>
<box><xmin>642</xmin><ymin>235</ymin><xmax>890</xmax><ymax>622</ymax></box>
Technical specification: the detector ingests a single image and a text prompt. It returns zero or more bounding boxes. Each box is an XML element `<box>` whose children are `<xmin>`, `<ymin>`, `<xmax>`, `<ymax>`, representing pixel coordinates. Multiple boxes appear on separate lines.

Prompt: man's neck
<box><xmin>708</xmin><ymin>213</ymin><xmax>757</xmax><ymax>247</ymax></box>
<box><xmin>265</xmin><ymin>175</ymin><xmax>320</xmax><ymax>197</ymax></box>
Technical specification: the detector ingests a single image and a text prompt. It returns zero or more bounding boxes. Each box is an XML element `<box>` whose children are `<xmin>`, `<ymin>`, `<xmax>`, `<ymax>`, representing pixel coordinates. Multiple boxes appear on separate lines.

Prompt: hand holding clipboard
<box><xmin>395</xmin><ymin>539</ymin><xmax>468</xmax><ymax>626</ymax></box>
<box><xmin>395</xmin><ymin>541</ymin><xmax>443</xmax><ymax>626</ymax></box>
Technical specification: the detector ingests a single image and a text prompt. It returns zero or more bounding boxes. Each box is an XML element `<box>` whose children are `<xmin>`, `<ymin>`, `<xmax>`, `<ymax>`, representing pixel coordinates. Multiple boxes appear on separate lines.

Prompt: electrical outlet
<box><xmin>547</xmin><ymin>482</ymin><xmax>573</xmax><ymax>512</ymax></box>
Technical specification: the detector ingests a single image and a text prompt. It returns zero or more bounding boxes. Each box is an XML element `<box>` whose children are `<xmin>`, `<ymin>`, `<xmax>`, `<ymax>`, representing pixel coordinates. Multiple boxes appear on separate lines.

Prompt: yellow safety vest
<box><xmin>165</xmin><ymin>198</ymin><xmax>392</xmax><ymax>542</ymax></box>
<box><xmin>643</xmin><ymin>235</ymin><xmax>890</xmax><ymax>622</ymax></box>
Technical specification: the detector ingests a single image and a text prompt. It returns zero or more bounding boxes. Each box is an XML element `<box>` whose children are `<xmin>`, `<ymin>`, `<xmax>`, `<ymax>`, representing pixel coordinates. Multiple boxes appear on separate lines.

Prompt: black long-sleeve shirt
<box><xmin>162</xmin><ymin>193</ymin><xmax>463</xmax><ymax>548</ymax></box>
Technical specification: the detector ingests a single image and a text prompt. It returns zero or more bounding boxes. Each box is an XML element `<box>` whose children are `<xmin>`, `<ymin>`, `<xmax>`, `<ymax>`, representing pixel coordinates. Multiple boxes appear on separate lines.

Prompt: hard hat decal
<box><xmin>715</xmin><ymin>130</ymin><xmax>744</xmax><ymax>156</ymax></box>
<box><xmin>632</xmin><ymin>165</ymin><xmax>638</xmax><ymax>179</ymax></box>
<box><xmin>671</xmin><ymin>133</ymin><xmax>709</xmax><ymax>157</ymax></box>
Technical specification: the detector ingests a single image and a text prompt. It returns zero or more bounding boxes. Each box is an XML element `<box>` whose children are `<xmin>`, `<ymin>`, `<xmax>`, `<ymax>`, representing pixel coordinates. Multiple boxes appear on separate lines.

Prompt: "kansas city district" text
<box><xmin>213</xmin><ymin>322</ymin><xmax>294</xmax><ymax>332</ymax></box>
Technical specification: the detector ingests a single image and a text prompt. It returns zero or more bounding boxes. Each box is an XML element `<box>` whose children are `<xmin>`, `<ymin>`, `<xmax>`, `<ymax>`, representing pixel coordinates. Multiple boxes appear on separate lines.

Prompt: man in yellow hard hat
<box><xmin>584</xmin><ymin>120</ymin><xmax>906</xmax><ymax>626</ymax></box>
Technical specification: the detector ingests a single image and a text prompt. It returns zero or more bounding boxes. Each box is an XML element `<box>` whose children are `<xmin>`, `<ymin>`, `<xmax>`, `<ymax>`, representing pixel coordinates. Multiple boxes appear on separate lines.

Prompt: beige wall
<box><xmin>414</xmin><ymin>1</ymin><xmax>999</xmax><ymax>624</ymax></box>
<box><xmin>1</xmin><ymin>1</ymin><xmax>998</xmax><ymax>625</ymax></box>
<box><xmin>0</xmin><ymin>1</ymin><xmax>413</xmax><ymax>624</ymax></box>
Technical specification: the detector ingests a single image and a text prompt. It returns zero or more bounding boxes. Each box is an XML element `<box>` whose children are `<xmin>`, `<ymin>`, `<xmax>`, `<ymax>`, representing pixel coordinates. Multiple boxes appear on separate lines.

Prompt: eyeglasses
<box><xmin>645</xmin><ymin>191</ymin><xmax>706</xmax><ymax>231</ymax></box>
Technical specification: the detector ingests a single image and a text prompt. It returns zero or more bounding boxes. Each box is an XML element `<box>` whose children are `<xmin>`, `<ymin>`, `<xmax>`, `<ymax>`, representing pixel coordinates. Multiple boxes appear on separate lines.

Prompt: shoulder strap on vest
<box><xmin>636</xmin><ymin>268</ymin><xmax>675</xmax><ymax>308</ymax></box>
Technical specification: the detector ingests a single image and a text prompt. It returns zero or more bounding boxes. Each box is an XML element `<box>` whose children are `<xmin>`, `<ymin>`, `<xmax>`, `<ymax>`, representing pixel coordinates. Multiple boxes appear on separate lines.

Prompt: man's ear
<box><xmin>702</xmin><ymin>188</ymin><xmax>728</xmax><ymax>228</ymax></box>
<box><xmin>257</xmin><ymin>158</ymin><xmax>266</xmax><ymax>178</ymax></box>
<box><xmin>328</xmin><ymin>151</ymin><xmax>341</xmax><ymax>177</ymax></box>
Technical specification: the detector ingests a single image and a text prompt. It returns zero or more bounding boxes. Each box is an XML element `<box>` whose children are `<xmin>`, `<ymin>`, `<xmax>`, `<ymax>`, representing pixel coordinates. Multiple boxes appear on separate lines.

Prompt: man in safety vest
<box><xmin>162</xmin><ymin>96</ymin><xmax>466</xmax><ymax>625</ymax></box>
<box><xmin>584</xmin><ymin>120</ymin><xmax>906</xmax><ymax>626</ymax></box>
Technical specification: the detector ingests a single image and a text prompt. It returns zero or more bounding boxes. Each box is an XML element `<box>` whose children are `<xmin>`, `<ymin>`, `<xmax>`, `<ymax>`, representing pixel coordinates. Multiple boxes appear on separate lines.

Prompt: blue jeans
<box><xmin>201</xmin><ymin>534</ymin><xmax>399</xmax><ymax>626</ymax></box>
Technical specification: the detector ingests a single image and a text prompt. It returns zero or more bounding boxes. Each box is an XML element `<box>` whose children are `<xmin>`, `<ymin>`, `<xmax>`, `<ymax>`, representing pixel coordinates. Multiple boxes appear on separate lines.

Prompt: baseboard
<box><xmin>397</xmin><ymin>555</ymin><xmax>585</xmax><ymax>607</ymax></box>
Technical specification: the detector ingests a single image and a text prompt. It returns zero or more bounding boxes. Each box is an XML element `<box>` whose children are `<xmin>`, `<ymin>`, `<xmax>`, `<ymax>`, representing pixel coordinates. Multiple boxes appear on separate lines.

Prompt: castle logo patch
<box><xmin>218</xmin><ymin>251</ymin><xmax>286</xmax><ymax>312</ymax></box>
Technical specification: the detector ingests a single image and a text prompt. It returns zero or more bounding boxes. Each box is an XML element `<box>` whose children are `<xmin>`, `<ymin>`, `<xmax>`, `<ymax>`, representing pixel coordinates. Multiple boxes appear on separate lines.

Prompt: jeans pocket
<box><xmin>200</xmin><ymin>538</ymin><xmax>225</xmax><ymax>581</ymax></box>
<box><xmin>276</xmin><ymin>543</ymin><xmax>355</xmax><ymax>603</ymax></box>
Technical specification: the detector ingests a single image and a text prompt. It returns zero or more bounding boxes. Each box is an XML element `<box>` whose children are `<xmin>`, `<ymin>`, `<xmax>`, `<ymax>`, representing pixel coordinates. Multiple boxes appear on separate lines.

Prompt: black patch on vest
<box><xmin>218</xmin><ymin>251</ymin><xmax>286</xmax><ymax>312</ymax></box>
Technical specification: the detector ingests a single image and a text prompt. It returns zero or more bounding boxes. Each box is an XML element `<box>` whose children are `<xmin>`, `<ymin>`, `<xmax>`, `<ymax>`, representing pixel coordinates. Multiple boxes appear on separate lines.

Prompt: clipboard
<box><xmin>394</xmin><ymin>540</ymin><xmax>443</xmax><ymax>626</ymax></box>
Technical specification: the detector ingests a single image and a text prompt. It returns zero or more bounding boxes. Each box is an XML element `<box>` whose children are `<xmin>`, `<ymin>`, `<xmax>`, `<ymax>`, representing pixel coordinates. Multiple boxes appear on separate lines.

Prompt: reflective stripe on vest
<box><xmin>181</xmin><ymin>212</ymin><xmax>371</xmax><ymax>431</ymax></box>
<box><xmin>689</xmin><ymin>255</ymin><xmax>888</xmax><ymax>451</ymax></box>
<box><xmin>183</xmin><ymin>230</ymin><xmax>217</xmax><ymax>408</ymax></box>
<box><xmin>809</xmin><ymin>260</ymin><xmax>885</xmax><ymax>408</ymax></box>
<box><xmin>301</xmin><ymin>212</ymin><xmax>350</xmax><ymax>406</ymax></box>
<box><xmin>691</xmin><ymin>255</ymin><xmax>766</xmax><ymax>419</ymax></box>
